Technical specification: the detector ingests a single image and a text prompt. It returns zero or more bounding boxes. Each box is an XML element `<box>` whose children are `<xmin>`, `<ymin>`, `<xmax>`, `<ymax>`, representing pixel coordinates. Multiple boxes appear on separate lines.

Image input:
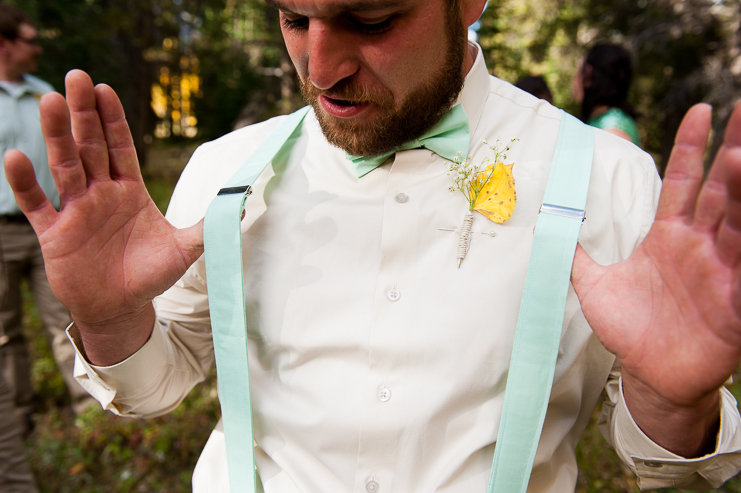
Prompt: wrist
<box><xmin>622</xmin><ymin>372</ymin><xmax>721</xmax><ymax>458</ymax></box>
<box><xmin>74</xmin><ymin>304</ymin><xmax>156</xmax><ymax>367</ymax></box>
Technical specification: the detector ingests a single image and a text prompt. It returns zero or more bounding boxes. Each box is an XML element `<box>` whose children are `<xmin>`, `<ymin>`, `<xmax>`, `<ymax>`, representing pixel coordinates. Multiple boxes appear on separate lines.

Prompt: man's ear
<box><xmin>462</xmin><ymin>0</ymin><xmax>488</xmax><ymax>29</ymax></box>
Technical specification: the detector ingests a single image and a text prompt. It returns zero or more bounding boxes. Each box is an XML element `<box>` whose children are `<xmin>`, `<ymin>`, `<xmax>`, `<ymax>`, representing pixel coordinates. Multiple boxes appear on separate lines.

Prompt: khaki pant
<box><xmin>0</xmin><ymin>352</ymin><xmax>37</xmax><ymax>493</ymax></box>
<box><xmin>0</xmin><ymin>220</ymin><xmax>90</xmax><ymax>413</ymax></box>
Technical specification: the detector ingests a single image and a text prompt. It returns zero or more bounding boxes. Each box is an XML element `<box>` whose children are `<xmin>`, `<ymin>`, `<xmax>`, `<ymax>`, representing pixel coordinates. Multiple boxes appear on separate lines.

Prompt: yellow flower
<box><xmin>469</xmin><ymin>162</ymin><xmax>517</xmax><ymax>223</ymax></box>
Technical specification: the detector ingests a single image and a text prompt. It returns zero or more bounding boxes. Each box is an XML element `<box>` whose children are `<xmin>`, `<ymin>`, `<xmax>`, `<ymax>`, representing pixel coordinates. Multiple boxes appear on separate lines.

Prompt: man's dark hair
<box><xmin>580</xmin><ymin>43</ymin><xmax>638</xmax><ymax>121</ymax></box>
<box><xmin>515</xmin><ymin>76</ymin><xmax>553</xmax><ymax>103</ymax></box>
<box><xmin>0</xmin><ymin>3</ymin><xmax>33</xmax><ymax>41</ymax></box>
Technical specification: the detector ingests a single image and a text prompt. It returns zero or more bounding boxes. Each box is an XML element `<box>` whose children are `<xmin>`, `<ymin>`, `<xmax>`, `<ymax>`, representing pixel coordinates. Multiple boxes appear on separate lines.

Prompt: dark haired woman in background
<box><xmin>572</xmin><ymin>43</ymin><xmax>640</xmax><ymax>146</ymax></box>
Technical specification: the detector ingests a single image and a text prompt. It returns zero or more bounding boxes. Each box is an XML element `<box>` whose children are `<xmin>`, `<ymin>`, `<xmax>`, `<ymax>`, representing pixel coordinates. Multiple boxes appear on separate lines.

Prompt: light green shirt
<box><xmin>0</xmin><ymin>74</ymin><xmax>58</xmax><ymax>215</ymax></box>
<box><xmin>588</xmin><ymin>107</ymin><xmax>640</xmax><ymax>146</ymax></box>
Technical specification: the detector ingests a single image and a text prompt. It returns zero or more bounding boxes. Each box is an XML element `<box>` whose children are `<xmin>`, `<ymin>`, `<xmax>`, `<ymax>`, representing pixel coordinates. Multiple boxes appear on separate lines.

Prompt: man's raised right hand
<box><xmin>3</xmin><ymin>70</ymin><xmax>204</xmax><ymax>366</ymax></box>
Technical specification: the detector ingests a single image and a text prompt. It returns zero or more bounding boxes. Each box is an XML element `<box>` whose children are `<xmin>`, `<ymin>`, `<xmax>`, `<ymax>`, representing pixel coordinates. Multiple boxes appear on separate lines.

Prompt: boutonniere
<box><xmin>446</xmin><ymin>138</ymin><xmax>519</xmax><ymax>267</ymax></box>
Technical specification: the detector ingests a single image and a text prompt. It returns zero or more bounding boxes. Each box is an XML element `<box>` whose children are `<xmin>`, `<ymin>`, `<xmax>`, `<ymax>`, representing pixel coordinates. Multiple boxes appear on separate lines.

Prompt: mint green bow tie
<box><xmin>346</xmin><ymin>104</ymin><xmax>471</xmax><ymax>178</ymax></box>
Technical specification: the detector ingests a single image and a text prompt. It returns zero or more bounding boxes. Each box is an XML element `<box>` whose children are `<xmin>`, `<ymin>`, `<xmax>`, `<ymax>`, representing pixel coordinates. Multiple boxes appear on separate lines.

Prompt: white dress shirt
<box><xmin>68</xmin><ymin>45</ymin><xmax>741</xmax><ymax>492</ymax></box>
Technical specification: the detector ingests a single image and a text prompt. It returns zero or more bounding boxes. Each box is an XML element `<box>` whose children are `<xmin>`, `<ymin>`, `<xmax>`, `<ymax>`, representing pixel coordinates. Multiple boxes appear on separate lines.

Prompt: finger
<box><xmin>655</xmin><ymin>104</ymin><xmax>712</xmax><ymax>222</ymax></box>
<box><xmin>715</xmin><ymin>112</ymin><xmax>741</xmax><ymax>266</ymax></box>
<box><xmin>66</xmin><ymin>70</ymin><xmax>110</xmax><ymax>180</ymax></box>
<box><xmin>696</xmin><ymin>102</ymin><xmax>741</xmax><ymax>234</ymax></box>
<box><xmin>734</xmin><ymin>267</ymin><xmax>741</xmax><ymax>320</ymax></box>
<box><xmin>40</xmin><ymin>92</ymin><xmax>88</xmax><ymax>201</ymax></box>
<box><xmin>693</xmin><ymin>145</ymin><xmax>728</xmax><ymax>233</ymax></box>
<box><xmin>3</xmin><ymin>150</ymin><xmax>58</xmax><ymax>235</ymax></box>
<box><xmin>94</xmin><ymin>84</ymin><xmax>142</xmax><ymax>181</ymax></box>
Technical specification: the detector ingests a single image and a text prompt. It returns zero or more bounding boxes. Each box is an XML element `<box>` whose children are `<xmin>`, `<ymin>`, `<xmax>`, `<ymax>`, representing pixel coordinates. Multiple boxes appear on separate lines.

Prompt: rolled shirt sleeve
<box><xmin>66</xmin><ymin>259</ymin><xmax>216</xmax><ymax>419</ymax></box>
<box><xmin>599</xmin><ymin>369</ymin><xmax>741</xmax><ymax>490</ymax></box>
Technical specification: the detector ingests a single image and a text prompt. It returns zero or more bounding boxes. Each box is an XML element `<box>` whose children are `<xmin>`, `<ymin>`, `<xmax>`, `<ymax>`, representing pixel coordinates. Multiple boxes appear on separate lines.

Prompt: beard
<box><xmin>299</xmin><ymin>6</ymin><xmax>468</xmax><ymax>157</ymax></box>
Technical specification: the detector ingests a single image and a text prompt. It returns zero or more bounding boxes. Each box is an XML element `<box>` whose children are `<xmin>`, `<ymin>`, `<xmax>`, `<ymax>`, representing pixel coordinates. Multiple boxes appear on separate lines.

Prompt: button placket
<box><xmin>355</xmin><ymin>151</ymin><xmax>430</xmax><ymax>493</ymax></box>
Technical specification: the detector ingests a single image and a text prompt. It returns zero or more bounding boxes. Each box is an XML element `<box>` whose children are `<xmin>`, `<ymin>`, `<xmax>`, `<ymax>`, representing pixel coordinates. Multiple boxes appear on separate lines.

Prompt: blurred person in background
<box><xmin>0</xmin><ymin>3</ymin><xmax>92</xmax><ymax>442</ymax></box>
<box><xmin>515</xmin><ymin>75</ymin><xmax>553</xmax><ymax>104</ymax></box>
<box><xmin>573</xmin><ymin>43</ymin><xmax>640</xmax><ymax>146</ymax></box>
<box><xmin>0</xmin><ymin>370</ymin><xmax>36</xmax><ymax>492</ymax></box>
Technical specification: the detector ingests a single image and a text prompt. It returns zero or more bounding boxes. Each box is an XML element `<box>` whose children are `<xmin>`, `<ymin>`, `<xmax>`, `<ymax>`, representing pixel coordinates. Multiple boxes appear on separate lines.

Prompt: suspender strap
<box><xmin>204</xmin><ymin>107</ymin><xmax>593</xmax><ymax>493</ymax></box>
<box><xmin>488</xmin><ymin>111</ymin><xmax>595</xmax><ymax>493</ymax></box>
<box><xmin>204</xmin><ymin>107</ymin><xmax>310</xmax><ymax>493</ymax></box>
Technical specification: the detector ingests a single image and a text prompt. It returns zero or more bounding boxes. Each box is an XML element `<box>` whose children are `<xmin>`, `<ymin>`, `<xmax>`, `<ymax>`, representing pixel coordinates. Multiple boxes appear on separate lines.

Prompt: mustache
<box><xmin>300</xmin><ymin>77</ymin><xmax>396</xmax><ymax>109</ymax></box>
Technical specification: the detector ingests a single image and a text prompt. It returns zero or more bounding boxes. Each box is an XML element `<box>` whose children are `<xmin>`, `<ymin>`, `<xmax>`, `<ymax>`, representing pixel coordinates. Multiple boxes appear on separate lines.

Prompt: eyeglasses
<box><xmin>15</xmin><ymin>36</ymin><xmax>41</xmax><ymax>47</ymax></box>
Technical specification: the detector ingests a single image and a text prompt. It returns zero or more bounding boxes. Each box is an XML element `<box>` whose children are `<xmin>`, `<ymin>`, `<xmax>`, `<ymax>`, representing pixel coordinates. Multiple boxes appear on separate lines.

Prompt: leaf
<box><xmin>470</xmin><ymin>162</ymin><xmax>516</xmax><ymax>223</ymax></box>
<box><xmin>69</xmin><ymin>462</ymin><xmax>85</xmax><ymax>476</ymax></box>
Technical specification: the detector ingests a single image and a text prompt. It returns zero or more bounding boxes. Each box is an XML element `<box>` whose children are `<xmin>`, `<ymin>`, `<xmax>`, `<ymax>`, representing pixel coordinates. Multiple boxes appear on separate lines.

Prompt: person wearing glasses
<box><xmin>0</xmin><ymin>5</ymin><xmax>90</xmax><ymax>490</ymax></box>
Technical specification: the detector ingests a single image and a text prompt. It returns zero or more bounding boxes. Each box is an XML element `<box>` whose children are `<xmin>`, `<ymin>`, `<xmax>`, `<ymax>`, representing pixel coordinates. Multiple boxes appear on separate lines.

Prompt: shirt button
<box><xmin>366</xmin><ymin>480</ymin><xmax>380</xmax><ymax>493</ymax></box>
<box><xmin>377</xmin><ymin>387</ymin><xmax>391</xmax><ymax>402</ymax></box>
<box><xmin>395</xmin><ymin>193</ymin><xmax>409</xmax><ymax>203</ymax></box>
<box><xmin>387</xmin><ymin>289</ymin><xmax>401</xmax><ymax>301</ymax></box>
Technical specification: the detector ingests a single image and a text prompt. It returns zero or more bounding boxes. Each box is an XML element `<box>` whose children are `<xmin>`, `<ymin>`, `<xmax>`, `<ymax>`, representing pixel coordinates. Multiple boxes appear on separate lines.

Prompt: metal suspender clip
<box><xmin>539</xmin><ymin>203</ymin><xmax>586</xmax><ymax>222</ymax></box>
<box><xmin>218</xmin><ymin>185</ymin><xmax>253</xmax><ymax>196</ymax></box>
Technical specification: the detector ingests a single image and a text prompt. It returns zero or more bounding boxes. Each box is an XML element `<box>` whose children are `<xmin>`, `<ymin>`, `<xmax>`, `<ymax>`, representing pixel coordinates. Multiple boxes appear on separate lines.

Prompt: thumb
<box><xmin>174</xmin><ymin>218</ymin><xmax>205</xmax><ymax>267</ymax></box>
<box><xmin>571</xmin><ymin>242</ymin><xmax>606</xmax><ymax>302</ymax></box>
<box><xmin>4</xmin><ymin>149</ymin><xmax>58</xmax><ymax>235</ymax></box>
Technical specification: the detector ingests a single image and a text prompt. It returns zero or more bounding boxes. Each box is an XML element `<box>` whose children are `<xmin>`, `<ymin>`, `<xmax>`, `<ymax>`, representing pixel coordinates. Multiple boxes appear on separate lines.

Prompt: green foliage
<box><xmin>478</xmin><ymin>0</ymin><xmax>740</xmax><ymax>172</ymax></box>
<box><xmin>5</xmin><ymin>0</ymin><xmax>294</xmax><ymax>163</ymax></box>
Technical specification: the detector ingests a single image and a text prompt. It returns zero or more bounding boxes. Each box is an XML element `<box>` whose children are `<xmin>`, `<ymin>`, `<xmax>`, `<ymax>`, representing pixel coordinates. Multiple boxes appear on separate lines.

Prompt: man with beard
<box><xmin>5</xmin><ymin>0</ymin><xmax>741</xmax><ymax>491</ymax></box>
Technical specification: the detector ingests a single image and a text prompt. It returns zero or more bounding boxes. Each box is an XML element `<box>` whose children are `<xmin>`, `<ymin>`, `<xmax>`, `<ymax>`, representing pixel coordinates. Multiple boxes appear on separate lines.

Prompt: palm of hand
<box><xmin>575</xmin><ymin>217</ymin><xmax>740</xmax><ymax>407</ymax></box>
<box><xmin>4</xmin><ymin>70</ymin><xmax>204</xmax><ymax>334</ymax></box>
<box><xmin>572</xmin><ymin>103</ymin><xmax>741</xmax><ymax>409</ymax></box>
<box><xmin>40</xmin><ymin>178</ymin><xmax>189</xmax><ymax>325</ymax></box>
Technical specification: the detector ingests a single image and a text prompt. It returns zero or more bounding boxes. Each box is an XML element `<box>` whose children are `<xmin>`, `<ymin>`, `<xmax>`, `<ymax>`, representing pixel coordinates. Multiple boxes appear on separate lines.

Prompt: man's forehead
<box><xmin>266</xmin><ymin>0</ymin><xmax>418</xmax><ymax>16</ymax></box>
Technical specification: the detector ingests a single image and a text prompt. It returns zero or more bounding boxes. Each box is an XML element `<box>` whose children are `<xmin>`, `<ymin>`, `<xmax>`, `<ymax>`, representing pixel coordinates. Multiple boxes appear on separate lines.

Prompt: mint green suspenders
<box><xmin>204</xmin><ymin>106</ymin><xmax>311</xmax><ymax>492</ymax></box>
<box><xmin>203</xmin><ymin>108</ymin><xmax>594</xmax><ymax>493</ymax></box>
<box><xmin>488</xmin><ymin>112</ymin><xmax>594</xmax><ymax>492</ymax></box>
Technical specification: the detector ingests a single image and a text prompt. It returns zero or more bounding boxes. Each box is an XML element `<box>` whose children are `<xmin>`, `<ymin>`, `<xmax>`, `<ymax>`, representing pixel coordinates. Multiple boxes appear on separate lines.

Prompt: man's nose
<box><xmin>307</xmin><ymin>20</ymin><xmax>359</xmax><ymax>90</ymax></box>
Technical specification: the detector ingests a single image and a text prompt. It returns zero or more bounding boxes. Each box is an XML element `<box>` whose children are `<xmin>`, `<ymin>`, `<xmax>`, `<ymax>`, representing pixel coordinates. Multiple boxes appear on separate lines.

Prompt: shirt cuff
<box><xmin>66</xmin><ymin>320</ymin><xmax>168</xmax><ymax>416</ymax></box>
<box><xmin>611</xmin><ymin>377</ymin><xmax>741</xmax><ymax>490</ymax></box>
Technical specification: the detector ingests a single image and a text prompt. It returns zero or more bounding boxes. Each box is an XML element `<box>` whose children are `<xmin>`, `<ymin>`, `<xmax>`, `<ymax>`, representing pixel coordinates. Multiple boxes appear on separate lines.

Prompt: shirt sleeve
<box><xmin>66</xmin><ymin>258</ymin><xmax>215</xmax><ymax>419</ymax></box>
<box><xmin>599</xmin><ymin>368</ymin><xmax>741</xmax><ymax>490</ymax></box>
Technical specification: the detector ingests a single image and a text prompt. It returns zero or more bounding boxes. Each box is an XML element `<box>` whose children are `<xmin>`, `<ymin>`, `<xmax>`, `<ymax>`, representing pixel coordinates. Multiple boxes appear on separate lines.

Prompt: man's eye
<box><xmin>347</xmin><ymin>15</ymin><xmax>394</xmax><ymax>34</ymax></box>
<box><xmin>282</xmin><ymin>15</ymin><xmax>308</xmax><ymax>31</ymax></box>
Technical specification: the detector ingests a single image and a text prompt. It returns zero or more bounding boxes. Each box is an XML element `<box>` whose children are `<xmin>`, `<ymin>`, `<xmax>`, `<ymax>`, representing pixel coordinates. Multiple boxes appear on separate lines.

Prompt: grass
<box><xmin>17</xmin><ymin>143</ymin><xmax>741</xmax><ymax>492</ymax></box>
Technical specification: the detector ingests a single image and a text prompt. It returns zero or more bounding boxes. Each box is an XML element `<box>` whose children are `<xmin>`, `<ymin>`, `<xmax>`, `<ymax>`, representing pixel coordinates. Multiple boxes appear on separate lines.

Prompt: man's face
<box><xmin>2</xmin><ymin>23</ymin><xmax>42</xmax><ymax>77</ymax></box>
<box><xmin>274</xmin><ymin>0</ymin><xmax>469</xmax><ymax>156</ymax></box>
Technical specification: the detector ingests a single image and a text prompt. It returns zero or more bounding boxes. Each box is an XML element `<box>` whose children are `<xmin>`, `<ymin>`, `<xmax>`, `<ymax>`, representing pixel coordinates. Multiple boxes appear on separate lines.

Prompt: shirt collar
<box><xmin>0</xmin><ymin>74</ymin><xmax>47</xmax><ymax>99</ymax></box>
<box><xmin>455</xmin><ymin>41</ymin><xmax>489</xmax><ymax>141</ymax></box>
